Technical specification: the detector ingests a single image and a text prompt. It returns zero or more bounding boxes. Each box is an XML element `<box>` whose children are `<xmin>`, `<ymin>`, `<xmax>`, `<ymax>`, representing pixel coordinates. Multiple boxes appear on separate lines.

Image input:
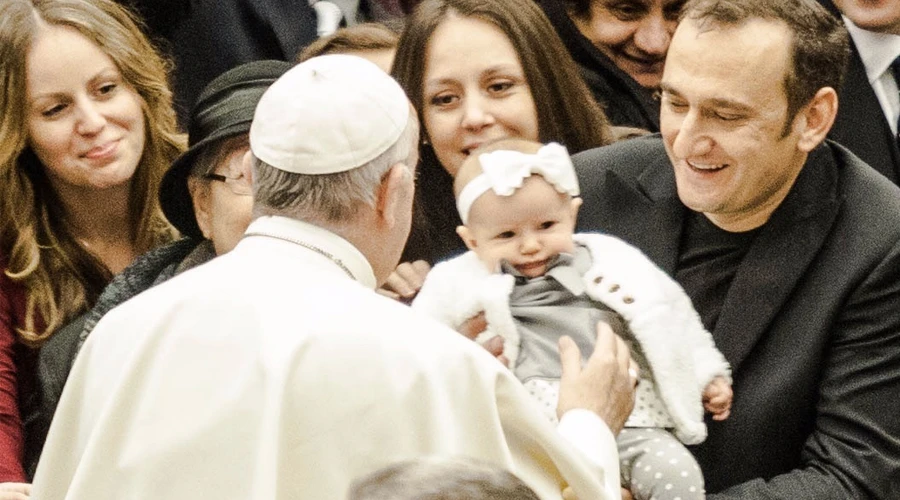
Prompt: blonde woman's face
<box><xmin>25</xmin><ymin>25</ymin><xmax>145</xmax><ymax>193</ymax></box>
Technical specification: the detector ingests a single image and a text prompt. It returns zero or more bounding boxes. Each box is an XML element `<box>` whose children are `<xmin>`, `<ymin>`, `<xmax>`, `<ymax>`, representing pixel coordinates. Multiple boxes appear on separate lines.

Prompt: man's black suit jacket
<box><xmin>831</xmin><ymin>40</ymin><xmax>900</xmax><ymax>183</ymax></box>
<box><xmin>574</xmin><ymin>136</ymin><xmax>900</xmax><ymax>499</ymax></box>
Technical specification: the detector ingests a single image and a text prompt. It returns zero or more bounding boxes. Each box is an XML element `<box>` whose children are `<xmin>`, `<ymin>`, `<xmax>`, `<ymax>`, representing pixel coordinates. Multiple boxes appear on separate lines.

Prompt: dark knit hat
<box><xmin>159</xmin><ymin>60</ymin><xmax>292</xmax><ymax>239</ymax></box>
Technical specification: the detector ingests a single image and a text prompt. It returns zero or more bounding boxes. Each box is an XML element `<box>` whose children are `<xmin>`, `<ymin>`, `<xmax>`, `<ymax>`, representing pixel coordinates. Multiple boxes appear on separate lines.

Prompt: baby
<box><xmin>412</xmin><ymin>139</ymin><xmax>733</xmax><ymax>500</ymax></box>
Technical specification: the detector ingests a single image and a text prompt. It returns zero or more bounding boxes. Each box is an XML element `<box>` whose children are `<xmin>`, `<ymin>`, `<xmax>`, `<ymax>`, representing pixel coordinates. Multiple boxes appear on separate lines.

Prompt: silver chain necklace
<box><xmin>243</xmin><ymin>231</ymin><xmax>356</xmax><ymax>281</ymax></box>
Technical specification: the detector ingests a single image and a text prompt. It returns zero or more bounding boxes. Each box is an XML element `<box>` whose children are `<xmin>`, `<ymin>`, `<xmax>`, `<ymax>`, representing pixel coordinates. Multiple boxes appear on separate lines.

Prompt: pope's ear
<box><xmin>376</xmin><ymin>163</ymin><xmax>414</xmax><ymax>228</ymax></box>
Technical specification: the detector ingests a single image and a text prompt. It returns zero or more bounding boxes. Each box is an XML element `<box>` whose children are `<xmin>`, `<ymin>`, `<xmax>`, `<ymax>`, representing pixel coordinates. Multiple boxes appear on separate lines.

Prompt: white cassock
<box><xmin>32</xmin><ymin>216</ymin><xmax>621</xmax><ymax>500</ymax></box>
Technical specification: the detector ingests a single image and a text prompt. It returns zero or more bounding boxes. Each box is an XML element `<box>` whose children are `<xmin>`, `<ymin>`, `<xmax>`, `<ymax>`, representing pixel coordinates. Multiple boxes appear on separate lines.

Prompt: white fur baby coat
<box><xmin>412</xmin><ymin>233</ymin><xmax>731</xmax><ymax>445</ymax></box>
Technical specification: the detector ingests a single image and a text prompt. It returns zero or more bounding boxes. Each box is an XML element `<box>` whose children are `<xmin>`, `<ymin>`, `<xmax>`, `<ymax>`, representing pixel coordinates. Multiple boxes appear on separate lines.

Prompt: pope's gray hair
<box><xmin>251</xmin><ymin>113</ymin><xmax>418</xmax><ymax>223</ymax></box>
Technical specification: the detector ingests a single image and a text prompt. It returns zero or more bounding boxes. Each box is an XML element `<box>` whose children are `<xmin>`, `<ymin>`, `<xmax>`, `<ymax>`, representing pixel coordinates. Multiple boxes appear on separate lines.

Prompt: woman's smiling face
<box><xmin>570</xmin><ymin>0</ymin><xmax>686</xmax><ymax>89</ymax></box>
<box><xmin>421</xmin><ymin>14</ymin><xmax>539</xmax><ymax>177</ymax></box>
<box><xmin>26</xmin><ymin>24</ymin><xmax>146</xmax><ymax>193</ymax></box>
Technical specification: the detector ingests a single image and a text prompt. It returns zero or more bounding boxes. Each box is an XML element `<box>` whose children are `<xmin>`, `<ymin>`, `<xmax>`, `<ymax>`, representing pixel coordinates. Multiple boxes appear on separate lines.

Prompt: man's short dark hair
<box><xmin>681</xmin><ymin>0</ymin><xmax>849</xmax><ymax>133</ymax></box>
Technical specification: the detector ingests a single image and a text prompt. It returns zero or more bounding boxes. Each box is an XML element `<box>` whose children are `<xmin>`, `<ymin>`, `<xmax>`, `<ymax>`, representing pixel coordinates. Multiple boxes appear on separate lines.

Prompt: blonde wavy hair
<box><xmin>0</xmin><ymin>0</ymin><xmax>185</xmax><ymax>345</ymax></box>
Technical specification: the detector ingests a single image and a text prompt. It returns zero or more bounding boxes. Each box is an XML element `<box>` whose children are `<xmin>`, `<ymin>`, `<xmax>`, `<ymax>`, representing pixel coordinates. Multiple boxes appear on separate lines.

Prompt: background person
<box><xmin>296</xmin><ymin>22</ymin><xmax>399</xmax><ymax>73</ymax></box>
<box><xmin>573</xmin><ymin>0</ymin><xmax>900</xmax><ymax>496</ymax></box>
<box><xmin>32</xmin><ymin>55</ymin><xmax>635</xmax><ymax>500</ymax></box>
<box><xmin>819</xmin><ymin>0</ymin><xmax>900</xmax><ymax>183</ymax></box>
<box><xmin>0</xmin><ymin>0</ymin><xmax>182</xmax><ymax>486</ymax></box>
<box><xmin>535</xmin><ymin>0</ymin><xmax>686</xmax><ymax>131</ymax></box>
<box><xmin>117</xmin><ymin>0</ymin><xmax>318</xmax><ymax>126</ymax></box>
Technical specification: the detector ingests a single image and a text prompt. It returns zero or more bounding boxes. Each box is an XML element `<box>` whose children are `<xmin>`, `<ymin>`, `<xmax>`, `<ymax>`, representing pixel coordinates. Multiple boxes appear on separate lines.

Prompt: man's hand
<box><xmin>557</xmin><ymin>321</ymin><xmax>636</xmax><ymax>435</ymax></box>
<box><xmin>703</xmin><ymin>376</ymin><xmax>733</xmax><ymax>421</ymax></box>
<box><xmin>0</xmin><ymin>483</ymin><xmax>31</xmax><ymax>500</ymax></box>
<box><xmin>377</xmin><ymin>260</ymin><xmax>431</xmax><ymax>302</ymax></box>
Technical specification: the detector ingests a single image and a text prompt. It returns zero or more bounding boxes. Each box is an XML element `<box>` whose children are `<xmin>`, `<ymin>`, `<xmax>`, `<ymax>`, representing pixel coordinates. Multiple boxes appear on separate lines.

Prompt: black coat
<box><xmin>574</xmin><ymin>135</ymin><xmax>900</xmax><ymax>499</ymax></box>
<box><xmin>124</xmin><ymin>0</ymin><xmax>318</xmax><ymax>126</ymax></box>
<box><xmin>26</xmin><ymin>238</ymin><xmax>207</xmax><ymax>478</ymax></box>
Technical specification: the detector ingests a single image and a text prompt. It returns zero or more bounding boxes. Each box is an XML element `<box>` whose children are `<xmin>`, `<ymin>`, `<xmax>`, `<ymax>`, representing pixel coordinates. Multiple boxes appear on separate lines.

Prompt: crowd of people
<box><xmin>1</xmin><ymin>0</ymin><xmax>898</xmax><ymax>499</ymax></box>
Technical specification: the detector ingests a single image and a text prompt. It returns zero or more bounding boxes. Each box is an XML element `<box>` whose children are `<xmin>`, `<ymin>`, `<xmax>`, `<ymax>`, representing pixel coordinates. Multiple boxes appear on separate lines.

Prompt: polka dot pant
<box><xmin>617</xmin><ymin>427</ymin><xmax>705</xmax><ymax>500</ymax></box>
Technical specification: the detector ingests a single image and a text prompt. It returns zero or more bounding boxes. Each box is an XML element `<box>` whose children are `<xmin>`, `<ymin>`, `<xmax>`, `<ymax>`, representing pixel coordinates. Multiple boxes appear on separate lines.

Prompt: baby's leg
<box><xmin>523</xmin><ymin>378</ymin><xmax>561</xmax><ymax>424</ymax></box>
<box><xmin>617</xmin><ymin>428</ymin><xmax>704</xmax><ymax>500</ymax></box>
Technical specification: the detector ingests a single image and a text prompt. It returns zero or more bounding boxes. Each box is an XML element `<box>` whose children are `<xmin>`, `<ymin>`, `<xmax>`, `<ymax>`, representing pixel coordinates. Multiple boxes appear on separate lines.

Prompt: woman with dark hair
<box><xmin>385</xmin><ymin>0</ymin><xmax>617</xmax><ymax>300</ymax></box>
<box><xmin>0</xmin><ymin>0</ymin><xmax>184</xmax><ymax>488</ymax></box>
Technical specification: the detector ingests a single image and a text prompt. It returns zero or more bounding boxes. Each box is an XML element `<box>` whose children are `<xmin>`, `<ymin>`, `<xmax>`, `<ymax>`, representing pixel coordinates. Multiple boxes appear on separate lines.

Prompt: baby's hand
<box><xmin>377</xmin><ymin>260</ymin><xmax>431</xmax><ymax>303</ymax></box>
<box><xmin>703</xmin><ymin>376</ymin><xmax>733</xmax><ymax>421</ymax></box>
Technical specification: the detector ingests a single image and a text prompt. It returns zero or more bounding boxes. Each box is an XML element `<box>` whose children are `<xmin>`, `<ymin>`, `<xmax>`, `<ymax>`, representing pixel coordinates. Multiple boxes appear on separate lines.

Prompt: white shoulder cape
<box><xmin>412</xmin><ymin>233</ymin><xmax>731</xmax><ymax>444</ymax></box>
<box><xmin>32</xmin><ymin>226</ymin><xmax>623</xmax><ymax>500</ymax></box>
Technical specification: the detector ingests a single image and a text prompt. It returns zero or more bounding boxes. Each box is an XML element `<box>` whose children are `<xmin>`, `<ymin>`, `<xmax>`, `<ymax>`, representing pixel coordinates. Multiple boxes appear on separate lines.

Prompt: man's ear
<box><xmin>376</xmin><ymin>163</ymin><xmax>413</xmax><ymax>229</ymax></box>
<box><xmin>187</xmin><ymin>177</ymin><xmax>213</xmax><ymax>240</ymax></box>
<box><xmin>456</xmin><ymin>225</ymin><xmax>478</xmax><ymax>251</ymax></box>
<box><xmin>795</xmin><ymin>87</ymin><xmax>838</xmax><ymax>153</ymax></box>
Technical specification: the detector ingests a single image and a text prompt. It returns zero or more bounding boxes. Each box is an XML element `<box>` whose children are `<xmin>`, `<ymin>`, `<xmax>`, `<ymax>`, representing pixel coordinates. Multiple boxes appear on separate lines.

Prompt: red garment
<box><xmin>0</xmin><ymin>264</ymin><xmax>27</xmax><ymax>482</ymax></box>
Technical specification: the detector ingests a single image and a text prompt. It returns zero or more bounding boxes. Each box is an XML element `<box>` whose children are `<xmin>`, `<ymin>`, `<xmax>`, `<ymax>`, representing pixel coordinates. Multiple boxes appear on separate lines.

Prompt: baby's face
<box><xmin>459</xmin><ymin>175</ymin><xmax>581</xmax><ymax>278</ymax></box>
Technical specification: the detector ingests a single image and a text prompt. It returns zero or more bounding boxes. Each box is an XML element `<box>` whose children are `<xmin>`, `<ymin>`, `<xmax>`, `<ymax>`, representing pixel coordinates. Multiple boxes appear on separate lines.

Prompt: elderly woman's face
<box><xmin>25</xmin><ymin>24</ymin><xmax>146</xmax><ymax>193</ymax></box>
<box><xmin>422</xmin><ymin>15</ymin><xmax>540</xmax><ymax>177</ymax></box>
<box><xmin>570</xmin><ymin>0</ymin><xmax>685</xmax><ymax>89</ymax></box>
<box><xmin>191</xmin><ymin>144</ymin><xmax>254</xmax><ymax>255</ymax></box>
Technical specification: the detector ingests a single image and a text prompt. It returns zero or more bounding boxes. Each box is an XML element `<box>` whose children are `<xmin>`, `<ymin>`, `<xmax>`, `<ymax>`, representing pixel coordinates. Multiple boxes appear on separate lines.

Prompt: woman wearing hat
<box><xmin>0</xmin><ymin>0</ymin><xmax>183</xmax><ymax>488</ymax></box>
<box><xmin>26</xmin><ymin>59</ymin><xmax>292</xmax><ymax>480</ymax></box>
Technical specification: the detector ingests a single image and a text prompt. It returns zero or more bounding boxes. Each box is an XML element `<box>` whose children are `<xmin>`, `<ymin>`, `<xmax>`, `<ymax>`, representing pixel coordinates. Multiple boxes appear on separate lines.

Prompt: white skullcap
<box><xmin>249</xmin><ymin>54</ymin><xmax>410</xmax><ymax>174</ymax></box>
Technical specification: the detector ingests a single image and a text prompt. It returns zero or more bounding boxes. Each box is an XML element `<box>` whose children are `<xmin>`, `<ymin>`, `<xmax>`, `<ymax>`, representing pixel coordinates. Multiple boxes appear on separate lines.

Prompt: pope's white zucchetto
<box><xmin>249</xmin><ymin>54</ymin><xmax>410</xmax><ymax>175</ymax></box>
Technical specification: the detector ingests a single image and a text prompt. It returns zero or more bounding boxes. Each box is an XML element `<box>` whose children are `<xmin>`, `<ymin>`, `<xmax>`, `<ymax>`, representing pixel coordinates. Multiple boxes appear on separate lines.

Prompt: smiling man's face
<box><xmin>659</xmin><ymin>17</ymin><xmax>810</xmax><ymax>232</ymax></box>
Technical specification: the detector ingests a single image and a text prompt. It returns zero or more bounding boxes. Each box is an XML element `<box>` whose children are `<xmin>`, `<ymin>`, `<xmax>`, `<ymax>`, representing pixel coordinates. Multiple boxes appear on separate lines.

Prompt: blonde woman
<box><xmin>0</xmin><ymin>0</ymin><xmax>183</xmax><ymax>486</ymax></box>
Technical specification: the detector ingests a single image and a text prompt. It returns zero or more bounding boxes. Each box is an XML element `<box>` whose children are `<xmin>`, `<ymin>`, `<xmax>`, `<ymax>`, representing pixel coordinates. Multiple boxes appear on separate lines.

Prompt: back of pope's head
<box><xmin>247</xmin><ymin>54</ymin><xmax>419</xmax><ymax>225</ymax></box>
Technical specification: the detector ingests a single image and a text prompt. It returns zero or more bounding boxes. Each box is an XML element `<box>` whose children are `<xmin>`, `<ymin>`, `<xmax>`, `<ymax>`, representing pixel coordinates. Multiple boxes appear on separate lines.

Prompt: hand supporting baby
<box><xmin>378</xmin><ymin>260</ymin><xmax>431</xmax><ymax>303</ymax></box>
<box><xmin>703</xmin><ymin>376</ymin><xmax>733</xmax><ymax>421</ymax></box>
<box><xmin>457</xmin><ymin>312</ymin><xmax>510</xmax><ymax>367</ymax></box>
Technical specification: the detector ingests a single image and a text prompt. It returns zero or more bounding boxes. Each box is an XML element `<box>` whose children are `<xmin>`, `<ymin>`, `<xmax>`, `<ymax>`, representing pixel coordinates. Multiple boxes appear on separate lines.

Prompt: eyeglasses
<box><xmin>202</xmin><ymin>172</ymin><xmax>251</xmax><ymax>196</ymax></box>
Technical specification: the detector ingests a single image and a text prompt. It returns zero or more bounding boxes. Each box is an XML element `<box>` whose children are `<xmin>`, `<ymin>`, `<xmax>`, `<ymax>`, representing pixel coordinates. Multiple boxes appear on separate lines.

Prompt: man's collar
<box><xmin>843</xmin><ymin>15</ymin><xmax>900</xmax><ymax>84</ymax></box>
<box><xmin>244</xmin><ymin>216</ymin><xmax>377</xmax><ymax>289</ymax></box>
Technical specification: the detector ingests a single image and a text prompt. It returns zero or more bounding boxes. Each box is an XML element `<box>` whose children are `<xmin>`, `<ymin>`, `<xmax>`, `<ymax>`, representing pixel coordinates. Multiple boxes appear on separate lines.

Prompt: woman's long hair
<box><xmin>0</xmin><ymin>0</ymin><xmax>184</xmax><ymax>344</ymax></box>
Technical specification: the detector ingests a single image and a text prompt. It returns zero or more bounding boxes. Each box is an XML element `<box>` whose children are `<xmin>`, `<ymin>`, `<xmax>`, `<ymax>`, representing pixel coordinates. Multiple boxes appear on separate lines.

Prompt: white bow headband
<box><xmin>456</xmin><ymin>142</ymin><xmax>580</xmax><ymax>224</ymax></box>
